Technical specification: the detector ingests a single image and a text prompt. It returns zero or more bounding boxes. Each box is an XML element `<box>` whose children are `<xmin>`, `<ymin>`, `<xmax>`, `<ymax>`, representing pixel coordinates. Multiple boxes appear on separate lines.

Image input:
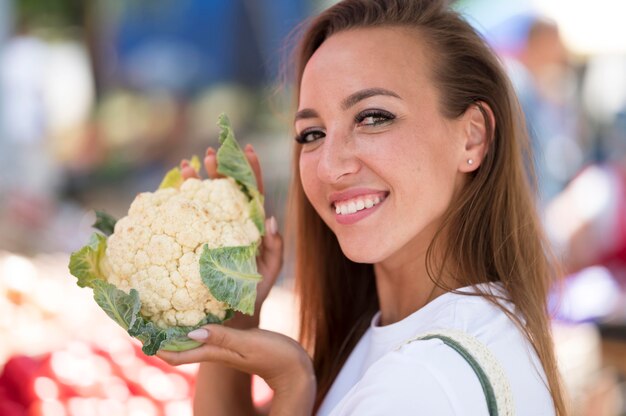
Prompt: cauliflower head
<box><xmin>69</xmin><ymin>114</ymin><xmax>265</xmax><ymax>355</ymax></box>
<box><xmin>101</xmin><ymin>177</ymin><xmax>260</xmax><ymax>329</ymax></box>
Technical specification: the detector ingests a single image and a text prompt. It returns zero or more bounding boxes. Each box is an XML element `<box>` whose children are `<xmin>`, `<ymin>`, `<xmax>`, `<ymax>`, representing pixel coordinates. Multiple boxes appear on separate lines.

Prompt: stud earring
<box><xmin>468</xmin><ymin>159</ymin><xmax>474</xmax><ymax>165</ymax></box>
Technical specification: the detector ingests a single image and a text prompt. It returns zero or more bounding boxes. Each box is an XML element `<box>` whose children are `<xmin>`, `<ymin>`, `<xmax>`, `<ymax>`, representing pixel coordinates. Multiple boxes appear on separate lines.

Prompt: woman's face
<box><xmin>296</xmin><ymin>26</ymin><xmax>471</xmax><ymax>264</ymax></box>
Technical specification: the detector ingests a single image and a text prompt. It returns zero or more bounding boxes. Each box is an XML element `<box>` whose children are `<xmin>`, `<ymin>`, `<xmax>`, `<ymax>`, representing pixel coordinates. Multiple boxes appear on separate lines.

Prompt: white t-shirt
<box><xmin>317</xmin><ymin>283</ymin><xmax>555</xmax><ymax>415</ymax></box>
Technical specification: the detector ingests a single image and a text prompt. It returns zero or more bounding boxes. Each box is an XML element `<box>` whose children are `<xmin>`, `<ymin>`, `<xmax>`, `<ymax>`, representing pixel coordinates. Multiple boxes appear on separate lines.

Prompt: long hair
<box><xmin>287</xmin><ymin>0</ymin><xmax>566</xmax><ymax>414</ymax></box>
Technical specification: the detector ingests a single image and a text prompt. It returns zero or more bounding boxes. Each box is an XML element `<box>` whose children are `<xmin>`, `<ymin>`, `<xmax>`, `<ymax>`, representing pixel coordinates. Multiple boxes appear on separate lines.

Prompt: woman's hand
<box><xmin>181</xmin><ymin>145</ymin><xmax>283</xmax><ymax>328</ymax></box>
<box><xmin>157</xmin><ymin>325</ymin><xmax>316</xmax><ymax>416</ymax></box>
<box><xmin>174</xmin><ymin>145</ymin><xmax>301</xmax><ymax>415</ymax></box>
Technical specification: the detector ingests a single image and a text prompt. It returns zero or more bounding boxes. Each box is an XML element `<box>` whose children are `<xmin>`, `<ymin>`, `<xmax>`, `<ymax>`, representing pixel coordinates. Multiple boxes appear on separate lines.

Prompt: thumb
<box><xmin>189</xmin><ymin>324</ymin><xmax>248</xmax><ymax>351</ymax></box>
<box><xmin>158</xmin><ymin>325</ymin><xmax>253</xmax><ymax>367</ymax></box>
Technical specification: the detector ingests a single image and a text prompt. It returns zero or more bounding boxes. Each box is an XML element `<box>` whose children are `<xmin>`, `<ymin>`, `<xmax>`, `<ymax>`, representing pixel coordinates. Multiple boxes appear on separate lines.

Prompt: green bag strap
<box><xmin>397</xmin><ymin>329</ymin><xmax>515</xmax><ymax>416</ymax></box>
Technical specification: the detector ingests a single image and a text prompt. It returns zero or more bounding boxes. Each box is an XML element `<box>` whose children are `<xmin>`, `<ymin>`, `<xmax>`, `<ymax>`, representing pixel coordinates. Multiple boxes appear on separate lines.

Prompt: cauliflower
<box><xmin>69</xmin><ymin>114</ymin><xmax>265</xmax><ymax>355</ymax></box>
<box><xmin>102</xmin><ymin>176</ymin><xmax>260</xmax><ymax>328</ymax></box>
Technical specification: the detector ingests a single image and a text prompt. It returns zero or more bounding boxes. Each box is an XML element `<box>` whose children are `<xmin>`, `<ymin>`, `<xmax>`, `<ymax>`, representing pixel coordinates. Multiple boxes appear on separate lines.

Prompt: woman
<box><xmin>158</xmin><ymin>0</ymin><xmax>567</xmax><ymax>414</ymax></box>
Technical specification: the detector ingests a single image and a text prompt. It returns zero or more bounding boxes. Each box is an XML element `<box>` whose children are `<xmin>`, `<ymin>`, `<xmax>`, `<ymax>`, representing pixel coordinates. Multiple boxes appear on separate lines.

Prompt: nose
<box><xmin>316</xmin><ymin>129</ymin><xmax>361</xmax><ymax>184</ymax></box>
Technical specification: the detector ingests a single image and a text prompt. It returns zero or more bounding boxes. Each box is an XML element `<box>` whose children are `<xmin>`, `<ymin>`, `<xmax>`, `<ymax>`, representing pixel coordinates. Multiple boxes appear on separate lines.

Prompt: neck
<box><xmin>374</xmin><ymin>258</ymin><xmax>442</xmax><ymax>326</ymax></box>
<box><xmin>373</xmin><ymin>227</ymin><xmax>458</xmax><ymax>326</ymax></box>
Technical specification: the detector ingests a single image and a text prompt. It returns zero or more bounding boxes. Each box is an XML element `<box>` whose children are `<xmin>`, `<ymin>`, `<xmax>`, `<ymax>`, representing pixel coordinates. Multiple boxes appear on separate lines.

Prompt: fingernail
<box><xmin>245</xmin><ymin>143</ymin><xmax>254</xmax><ymax>152</ymax></box>
<box><xmin>187</xmin><ymin>328</ymin><xmax>209</xmax><ymax>341</ymax></box>
<box><xmin>181</xmin><ymin>159</ymin><xmax>189</xmax><ymax>168</ymax></box>
<box><xmin>267</xmin><ymin>216</ymin><xmax>277</xmax><ymax>235</ymax></box>
<box><xmin>206</xmin><ymin>147</ymin><xmax>215</xmax><ymax>156</ymax></box>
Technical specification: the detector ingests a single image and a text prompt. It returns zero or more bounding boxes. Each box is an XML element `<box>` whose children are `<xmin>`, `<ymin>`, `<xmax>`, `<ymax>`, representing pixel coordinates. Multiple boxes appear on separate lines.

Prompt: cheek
<box><xmin>389</xmin><ymin>132</ymin><xmax>460</xmax><ymax>204</ymax></box>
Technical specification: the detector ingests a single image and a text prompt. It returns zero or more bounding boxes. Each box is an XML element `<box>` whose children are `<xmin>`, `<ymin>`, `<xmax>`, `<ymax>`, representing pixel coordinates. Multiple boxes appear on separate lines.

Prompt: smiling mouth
<box><xmin>333</xmin><ymin>194</ymin><xmax>387</xmax><ymax>215</ymax></box>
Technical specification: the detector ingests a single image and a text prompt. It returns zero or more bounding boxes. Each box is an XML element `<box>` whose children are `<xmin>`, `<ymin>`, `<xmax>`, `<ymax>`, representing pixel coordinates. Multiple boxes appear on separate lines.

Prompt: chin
<box><xmin>338</xmin><ymin>242</ymin><xmax>388</xmax><ymax>264</ymax></box>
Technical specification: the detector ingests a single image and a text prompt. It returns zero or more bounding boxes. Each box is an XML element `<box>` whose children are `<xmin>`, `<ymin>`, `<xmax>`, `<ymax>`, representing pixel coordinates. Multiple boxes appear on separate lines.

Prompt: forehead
<box><xmin>300</xmin><ymin>26</ymin><xmax>434</xmax><ymax>103</ymax></box>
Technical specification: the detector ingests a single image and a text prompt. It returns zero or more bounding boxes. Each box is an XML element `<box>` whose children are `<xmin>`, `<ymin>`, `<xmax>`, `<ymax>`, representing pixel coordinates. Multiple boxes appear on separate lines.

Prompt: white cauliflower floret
<box><xmin>104</xmin><ymin>177</ymin><xmax>260</xmax><ymax>329</ymax></box>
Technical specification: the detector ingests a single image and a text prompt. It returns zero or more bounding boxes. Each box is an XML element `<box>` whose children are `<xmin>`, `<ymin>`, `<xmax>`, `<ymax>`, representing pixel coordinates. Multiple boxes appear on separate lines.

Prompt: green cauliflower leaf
<box><xmin>199</xmin><ymin>243</ymin><xmax>261</xmax><ymax>315</ymax></box>
<box><xmin>91</xmin><ymin>278</ymin><xmax>229</xmax><ymax>355</ymax></box>
<box><xmin>68</xmin><ymin>233</ymin><xmax>107</xmax><ymax>288</ymax></box>
<box><xmin>93</xmin><ymin>210</ymin><xmax>117</xmax><ymax>236</ymax></box>
<box><xmin>92</xmin><ymin>279</ymin><xmax>141</xmax><ymax>331</ymax></box>
<box><xmin>216</xmin><ymin>113</ymin><xmax>265</xmax><ymax>235</ymax></box>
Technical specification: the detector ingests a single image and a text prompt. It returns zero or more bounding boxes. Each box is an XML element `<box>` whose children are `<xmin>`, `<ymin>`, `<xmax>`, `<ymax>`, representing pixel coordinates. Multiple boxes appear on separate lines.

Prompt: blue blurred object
<box><xmin>454</xmin><ymin>0</ymin><xmax>535</xmax><ymax>54</ymax></box>
<box><xmin>109</xmin><ymin>0</ymin><xmax>309</xmax><ymax>94</ymax></box>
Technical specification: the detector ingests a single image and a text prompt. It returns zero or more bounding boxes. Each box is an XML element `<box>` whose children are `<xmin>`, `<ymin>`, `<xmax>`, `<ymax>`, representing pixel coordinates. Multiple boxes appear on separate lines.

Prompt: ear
<box><xmin>458</xmin><ymin>101</ymin><xmax>494</xmax><ymax>173</ymax></box>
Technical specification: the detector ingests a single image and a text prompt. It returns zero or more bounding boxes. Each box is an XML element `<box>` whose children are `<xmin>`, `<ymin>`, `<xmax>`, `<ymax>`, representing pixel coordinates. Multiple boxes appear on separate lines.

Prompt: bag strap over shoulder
<box><xmin>396</xmin><ymin>329</ymin><xmax>515</xmax><ymax>416</ymax></box>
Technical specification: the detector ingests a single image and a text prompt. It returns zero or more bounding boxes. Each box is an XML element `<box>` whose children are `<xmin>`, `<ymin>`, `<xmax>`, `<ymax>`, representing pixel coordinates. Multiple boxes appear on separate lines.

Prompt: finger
<box><xmin>259</xmin><ymin>216</ymin><xmax>283</xmax><ymax>272</ymax></box>
<box><xmin>245</xmin><ymin>144</ymin><xmax>265</xmax><ymax>195</ymax></box>
<box><xmin>157</xmin><ymin>325</ymin><xmax>253</xmax><ymax>368</ymax></box>
<box><xmin>204</xmin><ymin>147</ymin><xmax>222</xmax><ymax>179</ymax></box>
<box><xmin>181</xmin><ymin>159</ymin><xmax>200</xmax><ymax>180</ymax></box>
<box><xmin>156</xmin><ymin>342</ymin><xmax>243</xmax><ymax>367</ymax></box>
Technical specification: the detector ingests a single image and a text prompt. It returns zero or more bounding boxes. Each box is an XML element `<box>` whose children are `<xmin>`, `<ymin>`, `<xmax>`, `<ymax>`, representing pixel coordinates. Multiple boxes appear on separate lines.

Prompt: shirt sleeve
<box><xmin>328</xmin><ymin>339</ymin><xmax>490</xmax><ymax>416</ymax></box>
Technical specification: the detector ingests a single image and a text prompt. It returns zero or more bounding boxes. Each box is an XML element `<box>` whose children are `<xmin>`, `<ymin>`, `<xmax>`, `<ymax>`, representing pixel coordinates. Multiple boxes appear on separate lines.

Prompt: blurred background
<box><xmin>0</xmin><ymin>0</ymin><xmax>625</xmax><ymax>414</ymax></box>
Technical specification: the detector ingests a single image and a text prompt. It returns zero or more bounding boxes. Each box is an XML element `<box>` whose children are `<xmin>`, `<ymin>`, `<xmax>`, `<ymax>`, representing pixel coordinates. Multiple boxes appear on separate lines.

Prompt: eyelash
<box><xmin>355</xmin><ymin>109</ymin><xmax>395</xmax><ymax>127</ymax></box>
<box><xmin>295</xmin><ymin>128</ymin><xmax>325</xmax><ymax>144</ymax></box>
<box><xmin>295</xmin><ymin>109</ymin><xmax>396</xmax><ymax>144</ymax></box>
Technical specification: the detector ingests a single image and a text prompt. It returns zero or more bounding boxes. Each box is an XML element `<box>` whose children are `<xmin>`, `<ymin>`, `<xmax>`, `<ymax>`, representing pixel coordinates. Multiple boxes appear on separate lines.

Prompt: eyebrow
<box><xmin>294</xmin><ymin>87</ymin><xmax>402</xmax><ymax>122</ymax></box>
<box><xmin>341</xmin><ymin>87</ymin><xmax>401</xmax><ymax>110</ymax></box>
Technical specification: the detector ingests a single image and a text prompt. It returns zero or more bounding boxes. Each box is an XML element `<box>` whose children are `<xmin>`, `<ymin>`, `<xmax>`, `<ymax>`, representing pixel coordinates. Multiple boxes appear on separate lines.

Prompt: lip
<box><xmin>328</xmin><ymin>188</ymin><xmax>388</xmax><ymax>205</ymax></box>
<box><xmin>329</xmin><ymin>188</ymin><xmax>389</xmax><ymax>225</ymax></box>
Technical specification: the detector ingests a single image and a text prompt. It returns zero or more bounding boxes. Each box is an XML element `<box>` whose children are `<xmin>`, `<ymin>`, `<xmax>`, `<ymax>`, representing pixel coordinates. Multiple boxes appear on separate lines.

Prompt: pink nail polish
<box><xmin>187</xmin><ymin>328</ymin><xmax>209</xmax><ymax>341</ymax></box>
<box><xmin>267</xmin><ymin>216</ymin><xmax>278</xmax><ymax>235</ymax></box>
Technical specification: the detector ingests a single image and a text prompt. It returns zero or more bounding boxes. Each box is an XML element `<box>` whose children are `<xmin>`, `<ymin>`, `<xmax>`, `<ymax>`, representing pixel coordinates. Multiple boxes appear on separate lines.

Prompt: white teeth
<box><xmin>334</xmin><ymin>195</ymin><xmax>384</xmax><ymax>215</ymax></box>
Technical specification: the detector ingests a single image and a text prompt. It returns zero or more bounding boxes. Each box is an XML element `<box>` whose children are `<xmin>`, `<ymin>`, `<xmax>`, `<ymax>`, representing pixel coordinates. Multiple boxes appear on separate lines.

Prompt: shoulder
<box><xmin>329</xmin><ymin>337</ymin><xmax>489</xmax><ymax>415</ymax></box>
<box><xmin>423</xmin><ymin>289</ymin><xmax>557</xmax><ymax>415</ymax></box>
<box><xmin>329</xmin><ymin>286</ymin><xmax>556</xmax><ymax>415</ymax></box>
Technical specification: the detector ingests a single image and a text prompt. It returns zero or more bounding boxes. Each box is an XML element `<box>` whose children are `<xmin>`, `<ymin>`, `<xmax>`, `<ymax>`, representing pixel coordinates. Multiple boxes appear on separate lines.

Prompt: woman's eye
<box><xmin>295</xmin><ymin>129</ymin><xmax>325</xmax><ymax>144</ymax></box>
<box><xmin>355</xmin><ymin>110</ymin><xmax>395</xmax><ymax>127</ymax></box>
